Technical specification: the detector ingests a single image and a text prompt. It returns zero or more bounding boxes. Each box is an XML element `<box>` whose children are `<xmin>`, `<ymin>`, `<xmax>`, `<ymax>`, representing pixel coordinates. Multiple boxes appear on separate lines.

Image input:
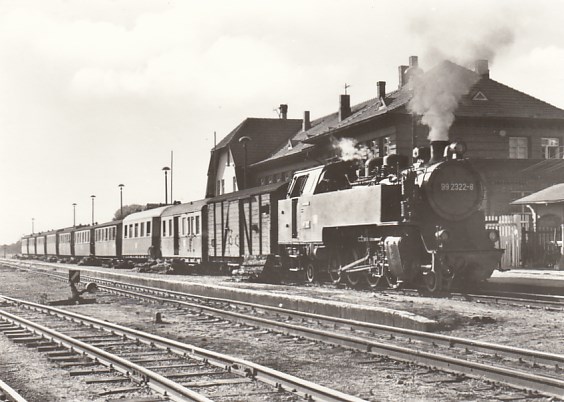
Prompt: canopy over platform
<box><xmin>511</xmin><ymin>184</ymin><xmax>564</xmax><ymax>205</ymax></box>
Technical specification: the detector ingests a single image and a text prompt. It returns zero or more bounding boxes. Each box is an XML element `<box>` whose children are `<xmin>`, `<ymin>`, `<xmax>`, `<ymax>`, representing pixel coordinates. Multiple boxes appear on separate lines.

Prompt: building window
<box><xmin>221</xmin><ymin>179</ymin><xmax>225</xmax><ymax>194</ymax></box>
<box><xmin>542</xmin><ymin>137</ymin><xmax>560</xmax><ymax>159</ymax></box>
<box><xmin>216</xmin><ymin>180</ymin><xmax>221</xmax><ymax>196</ymax></box>
<box><xmin>233</xmin><ymin>176</ymin><xmax>237</xmax><ymax>192</ymax></box>
<box><xmin>509</xmin><ymin>137</ymin><xmax>528</xmax><ymax>159</ymax></box>
<box><xmin>383</xmin><ymin>134</ymin><xmax>396</xmax><ymax>155</ymax></box>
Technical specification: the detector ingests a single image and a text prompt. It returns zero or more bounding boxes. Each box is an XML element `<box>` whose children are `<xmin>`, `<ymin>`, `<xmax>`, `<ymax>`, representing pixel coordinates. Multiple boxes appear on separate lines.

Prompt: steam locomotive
<box><xmin>20</xmin><ymin>140</ymin><xmax>502</xmax><ymax>293</ymax></box>
<box><xmin>278</xmin><ymin>140</ymin><xmax>503</xmax><ymax>292</ymax></box>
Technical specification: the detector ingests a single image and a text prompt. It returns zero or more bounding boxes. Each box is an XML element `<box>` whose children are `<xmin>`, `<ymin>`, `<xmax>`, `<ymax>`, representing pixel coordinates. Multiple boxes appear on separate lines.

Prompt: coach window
<box><xmin>162</xmin><ymin>221</ymin><xmax>166</xmax><ymax>237</ymax></box>
<box><xmin>124</xmin><ymin>225</ymin><xmax>128</xmax><ymax>238</ymax></box>
<box><xmin>146</xmin><ymin>221</ymin><xmax>151</xmax><ymax>236</ymax></box>
<box><xmin>140</xmin><ymin>222</ymin><xmax>145</xmax><ymax>237</ymax></box>
<box><xmin>169</xmin><ymin>219</ymin><xmax>172</xmax><ymax>237</ymax></box>
<box><xmin>182</xmin><ymin>217</ymin><xmax>186</xmax><ymax>236</ymax></box>
<box><xmin>195</xmin><ymin>216</ymin><xmax>200</xmax><ymax>235</ymax></box>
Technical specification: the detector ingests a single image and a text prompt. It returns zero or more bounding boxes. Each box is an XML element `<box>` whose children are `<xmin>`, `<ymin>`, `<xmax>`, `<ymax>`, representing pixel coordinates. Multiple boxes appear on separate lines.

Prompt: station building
<box><xmin>207</xmin><ymin>56</ymin><xmax>564</xmax><ymax>217</ymax></box>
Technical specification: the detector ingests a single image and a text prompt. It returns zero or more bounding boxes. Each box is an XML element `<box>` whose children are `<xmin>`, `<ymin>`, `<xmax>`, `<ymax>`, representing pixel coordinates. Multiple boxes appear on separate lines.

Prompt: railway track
<box><xmin>4</xmin><ymin>259</ymin><xmax>564</xmax><ymax>399</ymax></box>
<box><xmin>0</xmin><ymin>379</ymin><xmax>27</xmax><ymax>402</ymax></box>
<box><xmin>0</xmin><ymin>295</ymin><xmax>365</xmax><ymax>402</ymax></box>
<box><xmin>376</xmin><ymin>287</ymin><xmax>564</xmax><ymax>311</ymax></box>
<box><xmin>19</xmin><ymin>267</ymin><xmax>564</xmax><ymax>398</ymax></box>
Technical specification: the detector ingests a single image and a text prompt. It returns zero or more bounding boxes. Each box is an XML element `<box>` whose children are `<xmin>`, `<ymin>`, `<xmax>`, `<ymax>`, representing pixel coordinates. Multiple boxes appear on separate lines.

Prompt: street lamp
<box><xmin>118</xmin><ymin>184</ymin><xmax>125</xmax><ymax>219</ymax></box>
<box><xmin>162</xmin><ymin>167</ymin><xmax>170</xmax><ymax>205</ymax></box>
<box><xmin>239</xmin><ymin>136</ymin><xmax>252</xmax><ymax>189</ymax></box>
<box><xmin>90</xmin><ymin>195</ymin><xmax>96</xmax><ymax>225</ymax></box>
<box><xmin>72</xmin><ymin>203</ymin><xmax>77</xmax><ymax>227</ymax></box>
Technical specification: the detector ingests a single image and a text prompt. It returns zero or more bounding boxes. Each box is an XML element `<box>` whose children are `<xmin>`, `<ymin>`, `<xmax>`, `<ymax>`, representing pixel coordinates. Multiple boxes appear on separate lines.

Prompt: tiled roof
<box><xmin>255</xmin><ymin>60</ymin><xmax>564</xmax><ymax>167</ymax></box>
<box><xmin>213</xmin><ymin>118</ymin><xmax>302</xmax><ymax>164</ymax></box>
<box><xmin>511</xmin><ymin>183</ymin><xmax>564</xmax><ymax>205</ymax></box>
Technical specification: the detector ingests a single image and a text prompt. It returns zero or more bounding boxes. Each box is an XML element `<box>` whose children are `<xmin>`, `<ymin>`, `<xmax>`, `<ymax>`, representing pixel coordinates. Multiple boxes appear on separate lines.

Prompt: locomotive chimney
<box><xmin>279</xmin><ymin>104</ymin><xmax>288</xmax><ymax>119</ymax></box>
<box><xmin>429</xmin><ymin>140</ymin><xmax>449</xmax><ymax>164</ymax></box>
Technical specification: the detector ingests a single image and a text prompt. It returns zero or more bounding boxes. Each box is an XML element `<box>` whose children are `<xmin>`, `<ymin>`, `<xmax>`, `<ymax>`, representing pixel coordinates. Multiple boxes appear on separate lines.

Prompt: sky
<box><xmin>1</xmin><ymin>0</ymin><xmax>564</xmax><ymax>244</ymax></box>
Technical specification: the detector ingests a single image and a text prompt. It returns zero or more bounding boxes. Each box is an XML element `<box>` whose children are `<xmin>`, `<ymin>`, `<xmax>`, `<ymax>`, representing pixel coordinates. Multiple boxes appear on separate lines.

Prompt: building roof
<box><xmin>213</xmin><ymin>117</ymin><xmax>302</xmax><ymax>164</ymax></box>
<box><xmin>512</xmin><ymin>184</ymin><xmax>564</xmax><ymax>205</ymax></box>
<box><xmin>255</xmin><ymin>60</ymin><xmax>564</xmax><ymax>167</ymax></box>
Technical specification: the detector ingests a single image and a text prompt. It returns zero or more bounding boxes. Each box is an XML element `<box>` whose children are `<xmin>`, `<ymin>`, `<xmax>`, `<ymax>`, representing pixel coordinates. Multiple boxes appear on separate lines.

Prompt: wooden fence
<box><xmin>486</xmin><ymin>214</ymin><xmax>562</xmax><ymax>268</ymax></box>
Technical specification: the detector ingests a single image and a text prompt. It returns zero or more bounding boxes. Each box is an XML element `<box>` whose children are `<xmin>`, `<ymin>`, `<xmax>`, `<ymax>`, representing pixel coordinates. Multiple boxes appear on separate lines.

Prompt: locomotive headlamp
<box><xmin>446</xmin><ymin>141</ymin><xmax>467</xmax><ymax>159</ymax></box>
<box><xmin>435</xmin><ymin>229</ymin><xmax>450</xmax><ymax>242</ymax></box>
<box><xmin>487</xmin><ymin>229</ymin><xmax>500</xmax><ymax>243</ymax></box>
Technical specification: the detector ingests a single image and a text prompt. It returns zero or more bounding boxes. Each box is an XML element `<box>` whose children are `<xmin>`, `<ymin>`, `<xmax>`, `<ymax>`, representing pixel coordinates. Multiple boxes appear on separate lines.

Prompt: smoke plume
<box><xmin>407</xmin><ymin>63</ymin><xmax>479</xmax><ymax>141</ymax></box>
<box><xmin>332</xmin><ymin>137</ymin><xmax>375</xmax><ymax>161</ymax></box>
<box><xmin>406</xmin><ymin>6</ymin><xmax>517</xmax><ymax>141</ymax></box>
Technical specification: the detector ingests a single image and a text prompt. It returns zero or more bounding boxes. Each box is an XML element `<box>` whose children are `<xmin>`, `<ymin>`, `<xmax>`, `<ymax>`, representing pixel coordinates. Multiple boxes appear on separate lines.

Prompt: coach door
<box><xmin>173</xmin><ymin>216</ymin><xmax>180</xmax><ymax>255</ymax></box>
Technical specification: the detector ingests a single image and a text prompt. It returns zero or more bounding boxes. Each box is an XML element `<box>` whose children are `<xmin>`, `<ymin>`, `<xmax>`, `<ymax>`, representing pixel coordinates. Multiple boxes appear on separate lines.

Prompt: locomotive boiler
<box><xmin>278</xmin><ymin>140</ymin><xmax>503</xmax><ymax>292</ymax></box>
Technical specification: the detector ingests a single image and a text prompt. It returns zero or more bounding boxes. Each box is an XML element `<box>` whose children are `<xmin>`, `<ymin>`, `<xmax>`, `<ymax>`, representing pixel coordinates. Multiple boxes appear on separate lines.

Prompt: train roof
<box><xmin>161</xmin><ymin>199</ymin><xmax>207</xmax><ymax>217</ymax></box>
<box><xmin>207</xmin><ymin>182</ymin><xmax>287</xmax><ymax>203</ymax></box>
<box><xmin>92</xmin><ymin>220</ymin><xmax>122</xmax><ymax>229</ymax></box>
<box><xmin>123</xmin><ymin>206</ymin><xmax>170</xmax><ymax>223</ymax></box>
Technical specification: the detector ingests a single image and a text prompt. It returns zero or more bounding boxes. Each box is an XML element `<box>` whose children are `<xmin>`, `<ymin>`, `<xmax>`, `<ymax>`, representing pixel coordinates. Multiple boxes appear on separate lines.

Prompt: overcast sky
<box><xmin>1</xmin><ymin>0</ymin><xmax>563</xmax><ymax>244</ymax></box>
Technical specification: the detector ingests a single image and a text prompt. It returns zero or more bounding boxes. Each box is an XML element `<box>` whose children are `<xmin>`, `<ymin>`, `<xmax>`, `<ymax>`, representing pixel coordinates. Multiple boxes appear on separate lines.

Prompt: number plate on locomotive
<box><xmin>440</xmin><ymin>183</ymin><xmax>474</xmax><ymax>191</ymax></box>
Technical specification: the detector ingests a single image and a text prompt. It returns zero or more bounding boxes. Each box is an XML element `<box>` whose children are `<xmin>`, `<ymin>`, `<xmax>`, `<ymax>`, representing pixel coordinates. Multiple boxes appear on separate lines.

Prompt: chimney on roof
<box><xmin>279</xmin><ymin>104</ymin><xmax>288</xmax><ymax>119</ymax></box>
<box><xmin>339</xmin><ymin>94</ymin><xmax>351</xmax><ymax>121</ymax></box>
<box><xmin>302</xmin><ymin>110</ymin><xmax>311</xmax><ymax>131</ymax></box>
<box><xmin>475</xmin><ymin>59</ymin><xmax>489</xmax><ymax>78</ymax></box>
<box><xmin>399</xmin><ymin>56</ymin><xmax>421</xmax><ymax>88</ymax></box>
<box><xmin>377</xmin><ymin>81</ymin><xmax>386</xmax><ymax>99</ymax></box>
<box><xmin>398</xmin><ymin>65</ymin><xmax>408</xmax><ymax>88</ymax></box>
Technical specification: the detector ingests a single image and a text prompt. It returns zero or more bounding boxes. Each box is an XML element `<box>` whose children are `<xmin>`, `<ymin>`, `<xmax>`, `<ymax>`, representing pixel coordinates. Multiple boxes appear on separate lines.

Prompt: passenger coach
<box><xmin>93</xmin><ymin>221</ymin><xmax>122</xmax><ymax>258</ymax></box>
<box><xmin>161</xmin><ymin>200</ymin><xmax>207</xmax><ymax>264</ymax></box>
<box><xmin>122</xmin><ymin>206</ymin><xmax>168</xmax><ymax>258</ymax></box>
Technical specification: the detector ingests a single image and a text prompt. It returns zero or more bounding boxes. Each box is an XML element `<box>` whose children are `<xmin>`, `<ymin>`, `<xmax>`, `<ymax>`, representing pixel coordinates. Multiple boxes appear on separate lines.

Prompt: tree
<box><xmin>113</xmin><ymin>204</ymin><xmax>146</xmax><ymax>221</ymax></box>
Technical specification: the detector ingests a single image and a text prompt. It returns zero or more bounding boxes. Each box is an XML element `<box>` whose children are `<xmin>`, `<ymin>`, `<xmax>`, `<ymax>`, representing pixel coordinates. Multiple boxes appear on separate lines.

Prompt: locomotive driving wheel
<box><xmin>342</xmin><ymin>246</ymin><xmax>364</xmax><ymax>288</ymax></box>
<box><xmin>327</xmin><ymin>252</ymin><xmax>342</xmax><ymax>284</ymax></box>
<box><xmin>423</xmin><ymin>268</ymin><xmax>443</xmax><ymax>293</ymax></box>
<box><xmin>305</xmin><ymin>261</ymin><xmax>317</xmax><ymax>283</ymax></box>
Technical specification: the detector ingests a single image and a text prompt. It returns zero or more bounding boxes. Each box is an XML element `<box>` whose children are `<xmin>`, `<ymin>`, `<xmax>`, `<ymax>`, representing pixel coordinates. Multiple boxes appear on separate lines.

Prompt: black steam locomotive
<box><xmin>278</xmin><ymin>140</ymin><xmax>503</xmax><ymax>292</ymax></box>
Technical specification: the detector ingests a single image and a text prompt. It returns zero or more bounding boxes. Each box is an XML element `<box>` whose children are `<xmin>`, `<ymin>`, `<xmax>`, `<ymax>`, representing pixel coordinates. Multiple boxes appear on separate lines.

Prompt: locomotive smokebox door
<box><xmin>69</xmin><ymin>269</ymin><xmax>80</xmax><ymax>284</ymax></box>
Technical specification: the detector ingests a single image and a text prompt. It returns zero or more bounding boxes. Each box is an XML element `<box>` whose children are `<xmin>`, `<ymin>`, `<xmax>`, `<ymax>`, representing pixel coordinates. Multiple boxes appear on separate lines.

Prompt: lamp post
<box><xmin>90</xmin><ymin>195</ymin><xmax>96</xmax><ymax>225</ymax></box>
<box><xmin>72</xmin><ymin>203</ymin><xmax>77</xmax><ymax>227</ymax></box>
<box><xmin>118</xmin><ymin>184</ymin><xmax>124</xmax><ymax>219</ymax></box>
<box><xmin>162</xmin><ymin>167</ymin><xmax>170</xmax><ymax>205</ymax></box>
<box><xmin>238</xmin><ymin>136</ymin><xmax>252</xmax><ymax>190</ymax></box>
